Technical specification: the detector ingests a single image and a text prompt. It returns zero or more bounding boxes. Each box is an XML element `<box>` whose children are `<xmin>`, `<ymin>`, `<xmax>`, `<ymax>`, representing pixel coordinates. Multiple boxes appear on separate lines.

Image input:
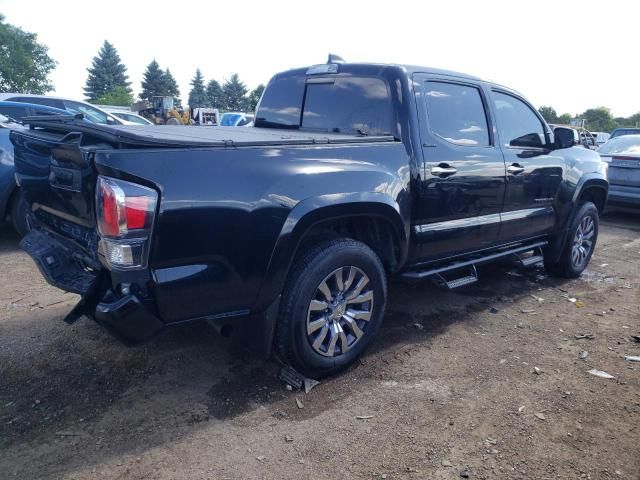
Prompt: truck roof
<box><xmin>275</xmin><ymin>62</ymin><xmax>483</xmax><ymax>82</ymax></box>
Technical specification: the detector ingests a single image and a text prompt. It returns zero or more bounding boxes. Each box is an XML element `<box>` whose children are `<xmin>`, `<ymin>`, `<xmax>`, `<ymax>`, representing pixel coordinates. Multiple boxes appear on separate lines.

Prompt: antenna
<box><xmin>327</xmin><ymin>54</ymin><xmax>345</xmax><ymax>64</ymax></box>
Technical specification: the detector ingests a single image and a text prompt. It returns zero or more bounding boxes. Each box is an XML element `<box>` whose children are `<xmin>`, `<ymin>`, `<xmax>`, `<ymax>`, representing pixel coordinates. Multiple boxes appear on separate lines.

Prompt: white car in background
<box><xmin>0</xmin><ymin>93</ymin><xmax>134</xmax><ymax>125</ymax></box>
<box><xmin>103</xmin><ymin>108</ymin><xmax>154</xmax><ymax>125</ymax></box>
<box><xmin>591</xmin><ymin>131</ymin><xmax>610</xmax><ymax>146</ymax></box>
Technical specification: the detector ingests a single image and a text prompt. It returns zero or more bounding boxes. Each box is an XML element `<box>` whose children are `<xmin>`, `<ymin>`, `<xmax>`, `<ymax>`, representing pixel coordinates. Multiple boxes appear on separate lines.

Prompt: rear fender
<box><xmin>252</xmin><ymin>192</ymin><xmax>408</xmax><ymax>312</ymax></box>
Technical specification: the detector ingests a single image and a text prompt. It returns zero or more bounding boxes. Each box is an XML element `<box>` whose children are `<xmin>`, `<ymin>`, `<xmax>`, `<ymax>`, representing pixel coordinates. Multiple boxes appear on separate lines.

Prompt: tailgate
<box><xmin>11</xmin><ymin>129</ymin><xmax>100</xmax><ymax>255</ymax></box>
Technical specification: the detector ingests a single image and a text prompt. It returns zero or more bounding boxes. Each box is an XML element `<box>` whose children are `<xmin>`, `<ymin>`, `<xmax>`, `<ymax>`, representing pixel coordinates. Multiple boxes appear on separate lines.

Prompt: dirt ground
<box><xmin>1</xmin><ymin>211</ymin><xmax>639</xmax><ymax>480</ymax></box>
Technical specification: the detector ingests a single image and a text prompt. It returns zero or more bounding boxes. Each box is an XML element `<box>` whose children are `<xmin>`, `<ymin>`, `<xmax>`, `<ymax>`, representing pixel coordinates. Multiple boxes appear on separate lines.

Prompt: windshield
<box><xmin>610</xmin><ymin>128</ymin><xmax>640</xmax><ymax>139</ymax></box>
<box><xmin>63</xmin><ymin>100</ymin><xmax>114</xmax><ymax>124</ymax></box>
<box><xmin>598</xmin><ymin>135</ymin><xmax>640</xmax><ymax>155</ymax></box>
<box><xmin>221</xmin><ymin>113</ymin><xmax>242</xmax><ymax>126</ymax></box>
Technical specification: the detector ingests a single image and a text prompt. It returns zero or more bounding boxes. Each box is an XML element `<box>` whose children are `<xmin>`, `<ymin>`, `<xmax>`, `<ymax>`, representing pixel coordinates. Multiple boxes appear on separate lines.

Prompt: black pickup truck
<box><xmin>11</xmin><ymin>59</ymin><xmax>608</xmax><ymax>377</ymax></box>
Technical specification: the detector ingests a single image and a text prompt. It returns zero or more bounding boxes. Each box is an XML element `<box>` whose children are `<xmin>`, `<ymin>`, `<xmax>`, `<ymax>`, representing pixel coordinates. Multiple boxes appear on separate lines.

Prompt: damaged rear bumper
<box><xmin>20</xmin><ymin>229</ymin><xmax>164</xmax><ymax>343</ymax></box>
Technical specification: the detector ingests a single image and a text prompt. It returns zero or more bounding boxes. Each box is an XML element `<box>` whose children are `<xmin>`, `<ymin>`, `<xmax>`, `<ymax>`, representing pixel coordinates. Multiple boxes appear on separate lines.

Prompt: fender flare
<box><xmin>549</xmin><ymin>173</ymin><xmax>608</xmax><ymax>262</ymax></box>
<box><xmin>252</xmin><ymin>192</ymin><xmax>409</xmax><ymax>313</ymax></box>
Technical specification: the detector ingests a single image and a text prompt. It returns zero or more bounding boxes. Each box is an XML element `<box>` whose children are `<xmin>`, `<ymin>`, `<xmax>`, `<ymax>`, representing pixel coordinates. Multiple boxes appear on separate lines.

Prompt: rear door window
<box><xmin>301</xmin><ymin>77</ymin><xmax>392</xmax><ymax>135</ymax></box>
<box><xmin>423</xmin><ymin>82</ymin><xmax>490</xmax><ymax>146</ymax></box>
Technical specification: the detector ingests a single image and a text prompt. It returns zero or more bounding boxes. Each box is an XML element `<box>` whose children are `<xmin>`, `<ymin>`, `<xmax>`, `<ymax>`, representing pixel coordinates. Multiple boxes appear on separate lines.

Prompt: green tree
<box><xmin>84</xmin><ymin>40</ymin><xmax>132</xmax><ymax>103</ymax></box>
<box><xmin>188</xmin><ymin>69</ymin><xmax>208</xmax><ymax>108</ymax></box>
<box><xmin>140</xmin><ymin>59</ymin><xmax>165</xmax><ymax>102</ymax></box>
<box><xmin>0</xmin><ymin>14</ymin><xmax>56</xmax><ymax>93</ymax></box>
<box><xmin>538</xmin><ymin>106</ymin><xmax>558</xmax><ymax>124</ymax></box>
<box><xmin>248</xmin><ymin>84</ymin><xmax>265</xmax><ymax>111</ymax></box>
<box><xmin>581</xmin><ymin>107</ymin><xmax>617</xmax><ymax>132</ymax></box>
<box><xmin>163</xmin><ymin>68</ymin><xmax>181</xmax><ymax>108</ymax></box>
<box><xmin>206</xmin><ymin>79</ymin><xmax>222</xmax><ymax>108</ymax></box>
<box><xmin>94</xmin><ymin>85</ymin><xmax>133</xmax><ymax>106</ymax></box>
<box><xmin>222</xmin><ymin>73</ymin><xmax>249</xmax><ymax>111</ymax></box>
<box><xmin>557</xmin><ymin>113</ymin><xmax>573</xmax><ymax>124</ymax></box>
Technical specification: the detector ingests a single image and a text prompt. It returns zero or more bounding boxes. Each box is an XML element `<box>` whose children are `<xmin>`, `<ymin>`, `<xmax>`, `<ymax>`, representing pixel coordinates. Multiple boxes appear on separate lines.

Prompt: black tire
<box><xmin>275</xmin><ymin>238</ymin><xmax>387</xmax><ymax>377</ymax></box>
<box><xmin>544</xmin><ymin>201</ymin><xmax>599</xmax><ymax>278</ymax></box>
<box><xmin>10</xmin><ymin>190</ymin><xmax>30</xmax><ymax>237</ymax></box>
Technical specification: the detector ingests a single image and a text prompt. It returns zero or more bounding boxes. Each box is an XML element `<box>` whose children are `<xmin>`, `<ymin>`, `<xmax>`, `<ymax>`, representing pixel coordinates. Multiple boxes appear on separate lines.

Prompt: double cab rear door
<box><xmin>411</xmin><ymin>73</ymin><xmax>563</xmax><ymax>261</ymax></box>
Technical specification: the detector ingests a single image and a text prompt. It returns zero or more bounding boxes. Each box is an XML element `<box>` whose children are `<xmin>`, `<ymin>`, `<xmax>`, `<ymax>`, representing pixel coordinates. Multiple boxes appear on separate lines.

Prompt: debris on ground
<box><xmin>295</xmin><ymin>398</ymin><xmax>304</xmax><ymax>409</ymax></box>
<box><xmin>356</xmin><ymin>415</ymin><xmax>374</xmax><ymax>420</ymax></box>
<box><xmin>534</xmin><ymin>412</ymin><xmax>546</xmax><ymax>421</ymax></box>
<box><xmin>459</xmin><ymin>465</ymin><xmax>470</xmax><ymax>478</ymax></box>
<box><xmin>580</xmin><ymin>351</ymin><xmax>589</xmax><ymax>360</ymax></box>
<box><xmin>304</xmin><ymin>377</ymin><xmax>320</xmax><ymax>394</ymax></box>
<box><xmin>588</xmin><ymin>369</ymin><xmax>615</xmax><ymax>379</ymax></box>
<box><xmin>285</xmin><ymin>435</ymin><xmax>293</xmax><ymax>442</ymax></box>
<box><xmin>521</xmin><ymin>309</ymin><xmax>537</xmax><ymax>314</ymax></box>
<box><xmin>441</xmin><ymin>459</ymin><xmax>453</xmax><ymax>467</ymax></box>
<box><xmin>624</xmin><ymin>355</ymin><xmax>640</xmax><ymax>362</ymax></box>
<box><xmin>631</xmin><ymin>335</ymin><xmax>640</xmax><ymax>343</ymax></box>
<box><xmin>530</xmin><ymin>294</ymin><xmax>544</xmax><ymax>303</ymax></box>
<box><xmin>575</xmin><ymin>333</ymin><xmax>595</xmax><ymax>340</ymax></box>
<box><xmin>411</xmin><ymin>322</ymin><xmax>424</xmax><ymax>330</ymax></box>
<box><xmin>533</xmin><ymin>367</ymin><xmax>542</xmax><ymax>375</ymax></box>
<box><xmin>489</xmin><ymin>307</ymin><xmax>499</xmax><ymax>314</ymax></box>
<box><xmin>575</xmin><ymin>300</ymin><xmax>585</xmax><ymax>308</ymax></box>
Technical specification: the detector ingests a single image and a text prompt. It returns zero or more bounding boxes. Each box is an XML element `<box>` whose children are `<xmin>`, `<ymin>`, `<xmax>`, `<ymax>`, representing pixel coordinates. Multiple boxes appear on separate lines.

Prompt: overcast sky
<box><xmin>1</xmin><ymin>0</ymin><xmax>638</xmax><ymax>117</ymax></box>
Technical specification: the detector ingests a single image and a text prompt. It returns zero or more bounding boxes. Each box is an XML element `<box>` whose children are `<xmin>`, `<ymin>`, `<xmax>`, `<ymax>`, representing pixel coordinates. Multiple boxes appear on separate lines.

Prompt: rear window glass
<box><xmin>301</xmin><ymin>77</ymin><xmax>392</xmax><ymax>135</ymax></box>
<box><xmin>256</xmin><ymin>75</ymin><xmax>392</xmax><ymax>135</ymax></box>
<box><xmin>0</xmin><ymin>106</ymin><xmax>27</xmax><ymax>121</ymax></box>
<box><xmin>255</xmin><ymin>76</ymin><xmax>305</xmax><ymax>128</ymax></box>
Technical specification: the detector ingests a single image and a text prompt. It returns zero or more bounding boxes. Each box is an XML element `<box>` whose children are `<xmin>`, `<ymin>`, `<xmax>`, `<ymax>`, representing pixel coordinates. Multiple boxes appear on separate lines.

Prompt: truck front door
<box><xmin>412</xmin><ymin>75</ymin><xmax>506</xmax><ymax>260</ymax></box>
<box><xmin>488</xmin><ymin>90</ymin><xmax>563</xmax><ymax>242</ymax></box>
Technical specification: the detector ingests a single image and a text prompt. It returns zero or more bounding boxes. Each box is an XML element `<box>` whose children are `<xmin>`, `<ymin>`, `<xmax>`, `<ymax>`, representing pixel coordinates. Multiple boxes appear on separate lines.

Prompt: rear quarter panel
<box><xmin>94</xmin><ymin>142</ymin><xmax>411</xmax><ymax>322</ymax></box>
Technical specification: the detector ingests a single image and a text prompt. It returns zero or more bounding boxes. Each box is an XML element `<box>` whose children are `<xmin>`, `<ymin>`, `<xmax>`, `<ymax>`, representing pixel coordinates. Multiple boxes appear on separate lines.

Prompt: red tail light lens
<box><xmin>96</xmin><ymin>176</ymin><xmax>157</xmax><ymax>270</ymax></box>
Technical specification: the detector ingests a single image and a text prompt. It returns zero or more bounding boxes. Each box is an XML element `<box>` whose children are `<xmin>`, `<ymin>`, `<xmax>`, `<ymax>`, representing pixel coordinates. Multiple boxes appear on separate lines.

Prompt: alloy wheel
<box><xmin>306</xmin><ymin>266</ymin><xmax>374</xmax><ymax>357</ymax></box>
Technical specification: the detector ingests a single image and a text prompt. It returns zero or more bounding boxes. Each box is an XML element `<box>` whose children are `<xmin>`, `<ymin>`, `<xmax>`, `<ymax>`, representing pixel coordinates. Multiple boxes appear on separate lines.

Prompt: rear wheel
<box><xmin>10</xmin><ymin>190</ymin><xmax>30</xmax><ymax>237</ymax></box>
<box><xmin>275</xmin><ymin>239</ymin><xmax>387</xmax><ymax>377</ymax></box>
<box><xmin>544</xmin><ymin>201</ymin><xmax>599</xmax><ymax>278</ymax></box>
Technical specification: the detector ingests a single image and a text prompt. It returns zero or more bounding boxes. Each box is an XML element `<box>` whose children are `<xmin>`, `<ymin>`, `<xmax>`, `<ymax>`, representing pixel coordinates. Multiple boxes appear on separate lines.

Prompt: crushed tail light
<box><xmin>96</xmin><ymin>176</ymin><xmax>157</xmax><ymax>270</ymax></box>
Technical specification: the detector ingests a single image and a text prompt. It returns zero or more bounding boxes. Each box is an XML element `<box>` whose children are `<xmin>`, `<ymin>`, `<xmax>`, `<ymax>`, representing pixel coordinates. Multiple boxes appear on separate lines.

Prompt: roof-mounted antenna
<box><xmin>327</xmin><ymin>54</ymin><xmax>345</xmax><ymax>64</ymax></box>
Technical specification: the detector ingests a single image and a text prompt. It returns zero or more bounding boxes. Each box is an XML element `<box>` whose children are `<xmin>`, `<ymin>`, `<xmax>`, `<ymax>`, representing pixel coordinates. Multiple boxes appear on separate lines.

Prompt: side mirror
<box><xmin>510</xmin><ymin>132</ymin><xmax>545</xmax><ymax>148</ymax></box>
<box><xmin>553</xmin><ymin>127</ymin><xmax>575</xmax><ymax>150</ymax></box>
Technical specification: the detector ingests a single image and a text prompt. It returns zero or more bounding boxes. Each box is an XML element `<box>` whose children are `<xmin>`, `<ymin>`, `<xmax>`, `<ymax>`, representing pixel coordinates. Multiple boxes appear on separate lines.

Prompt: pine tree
<box><xmin>248</xmin><ymin>84</ymin><xmax>265</xmax><ymax>111</ymax></box>
<box><xmin>140</xmin><ymin>59</ymin><xmax>165</xmax><ymax>102</ymax></box>
<box><xmin>163</xmin><ymin>68</ymin><xmax>181</xmax><ymax>108</ymax></box>
<box><xmin>84</xmin><ymin>41</ymin><xmax>131</xmax><ymax>103</ymax></box>
<box><xmin>188</xmin><ymin>69</ymin><xmax>208</xmax><ymax>108</ymax></box>
<box><xmin>206</xmin><ymin>80</ymin><xmax>222</xmax><ymax>109</ymax></box>
<box><xmin>222</xmin><ymin>74</ymin><xmax>249</xmax><ymax>111</ymax></box>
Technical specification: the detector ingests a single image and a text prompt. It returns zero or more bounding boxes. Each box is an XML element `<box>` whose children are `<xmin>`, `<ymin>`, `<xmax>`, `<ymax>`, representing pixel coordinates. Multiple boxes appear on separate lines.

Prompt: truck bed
<box><xmin>24</xmin><ymin>118</ymin><xmax>396</xmax><ymax>149</ymax></box>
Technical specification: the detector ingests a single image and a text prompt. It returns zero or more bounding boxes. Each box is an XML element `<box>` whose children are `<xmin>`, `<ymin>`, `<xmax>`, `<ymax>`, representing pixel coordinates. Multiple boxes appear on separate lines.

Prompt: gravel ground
<box><xmin>0</xmin><ymin>210</ymin><xmax>639</xmax><ymax>480</ymax></box>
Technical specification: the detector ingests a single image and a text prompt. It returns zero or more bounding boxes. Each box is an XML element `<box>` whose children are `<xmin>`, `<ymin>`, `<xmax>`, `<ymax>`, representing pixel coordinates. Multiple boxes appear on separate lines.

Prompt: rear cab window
<box><xmin>256</xmin><ymin>74</ymin><xmax>393</xmax><ymax>136</ymax></box>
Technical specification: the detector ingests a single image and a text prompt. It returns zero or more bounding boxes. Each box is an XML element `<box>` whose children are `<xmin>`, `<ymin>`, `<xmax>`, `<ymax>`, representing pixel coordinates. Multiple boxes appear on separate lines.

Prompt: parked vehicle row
<box><xmin>597</xmin><ymin>135</ymin><xmax>640</xmax><ymax>208</ymax></box>
<box><xmin>11</xmin><ymin>58</ymin><xmax>608</xmax><ymax>377</ymax></box>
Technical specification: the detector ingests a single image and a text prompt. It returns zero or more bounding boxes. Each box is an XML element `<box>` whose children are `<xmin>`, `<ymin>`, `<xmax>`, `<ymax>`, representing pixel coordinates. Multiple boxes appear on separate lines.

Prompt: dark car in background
<box><xmin>0</xmin><ymin>93</ymin><xmax>129</xmax><ymax>126</ymax></box>
<box><xmin>598</xmin><ymin>135</ymin><xmax>640</xmax><ymax>208</ymax></box>
<box><xmin>610</xmin><ymin>127</ymin><xmax>640</xmax><ymax>139</ymax></box>
<box><xmin>0</xmin><ymin>101</ymin><xmax>71</xmax><ymax>235</ymax></box>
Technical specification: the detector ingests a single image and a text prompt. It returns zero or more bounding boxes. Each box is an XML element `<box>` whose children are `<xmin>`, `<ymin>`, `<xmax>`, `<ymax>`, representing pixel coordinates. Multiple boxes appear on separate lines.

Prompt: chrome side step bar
<box><xmin>401</xmin><ymin>241</ymin><xmax>548</xmax><ymax>288</ymax></box>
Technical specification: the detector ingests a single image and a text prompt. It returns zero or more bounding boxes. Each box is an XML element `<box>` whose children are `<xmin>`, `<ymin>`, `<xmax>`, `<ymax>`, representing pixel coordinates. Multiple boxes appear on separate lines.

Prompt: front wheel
<box><xmin>544</xmin><ymin>201</ymin><xmax>599</xmax><ymax>278</ymax></box>
<box><xmin>275</xmin><ymin>239</ymin><xmax>387</xmax><ymax>377</ymax></box>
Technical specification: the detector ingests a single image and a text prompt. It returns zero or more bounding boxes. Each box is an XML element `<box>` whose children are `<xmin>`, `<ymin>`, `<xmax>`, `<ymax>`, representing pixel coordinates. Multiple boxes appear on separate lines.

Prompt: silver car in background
<box><xmin>598</xmin><ymin>135</ymin><xmax>640</xmax><ymax>209</ymax></box>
